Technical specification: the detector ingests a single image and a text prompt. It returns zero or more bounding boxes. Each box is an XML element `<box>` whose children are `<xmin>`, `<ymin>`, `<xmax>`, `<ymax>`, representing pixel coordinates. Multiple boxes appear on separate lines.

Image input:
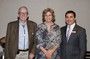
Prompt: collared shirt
<box><xmin>66</xmin><ymin>23</ymin><xmax>75</xmax><ymax>39</ymax></box>
<box><xmin>18</xmin><ymin>21</ymin><xmax>29</xmax><ymax>50</ymax></box>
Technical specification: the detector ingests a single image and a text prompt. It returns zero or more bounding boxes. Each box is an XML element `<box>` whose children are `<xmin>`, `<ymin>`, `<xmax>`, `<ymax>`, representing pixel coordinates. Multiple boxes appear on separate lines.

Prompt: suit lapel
<box><xmin>27</xmin><ymin>21</ymin><xmax>30</xmax><ymax>39</ymax></box>
<box><xmin>27</xmin><ymin>21</ymin><xmax>32</xmax><ymax>39</ymax></box>
<box><xmin>68</xmin><ymin>24</ymin><xmax>78</xmax><ymax>43</ymax></box>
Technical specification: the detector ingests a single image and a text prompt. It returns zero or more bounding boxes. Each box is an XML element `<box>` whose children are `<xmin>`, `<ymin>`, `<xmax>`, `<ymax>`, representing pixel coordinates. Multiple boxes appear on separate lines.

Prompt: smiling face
<box><xmin>18</xmin><ymin>7</ymin><xmax>28</xmax><ymax>21</ymax></box>
<box><xmin>65</xmin><ymin>13</ymin><xmax>76</xmax><ymax>25</ymax></box>
<box><xmin>42</xmin><ymin>8</ymin><xmax>55</xmax><ymax>23</ymax></box>
<box><xmin>44</xmin><ymin>12</ymin><xmax>53</xmax><ymax>23</ymax></box>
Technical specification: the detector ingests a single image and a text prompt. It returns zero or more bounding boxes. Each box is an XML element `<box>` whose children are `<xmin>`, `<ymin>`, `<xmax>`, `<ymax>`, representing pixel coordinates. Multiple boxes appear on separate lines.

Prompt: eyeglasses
<box><xmin>18</xmin><ymin>12</ymin><xmax>28</xmax><ymax>15</ymax></box>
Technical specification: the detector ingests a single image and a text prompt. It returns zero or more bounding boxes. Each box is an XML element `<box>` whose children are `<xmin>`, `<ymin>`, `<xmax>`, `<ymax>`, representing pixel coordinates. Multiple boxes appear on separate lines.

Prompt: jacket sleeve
<box><xmin>79</xmin><ymin>28</ymin><xmax>87</xmax><ymax>59</ymax></box>
<box><xmin>5</xmin><ymin>23</ymin><xmax>11</xmax><ymax>59</ymax></box>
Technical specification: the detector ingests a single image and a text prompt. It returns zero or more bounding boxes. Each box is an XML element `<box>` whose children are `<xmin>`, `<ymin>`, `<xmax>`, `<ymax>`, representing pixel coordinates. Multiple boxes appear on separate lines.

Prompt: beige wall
<box><xmin>0</xmin><ymin>0</ymin><xmax>90</xmax><ymax>51</ymax></box>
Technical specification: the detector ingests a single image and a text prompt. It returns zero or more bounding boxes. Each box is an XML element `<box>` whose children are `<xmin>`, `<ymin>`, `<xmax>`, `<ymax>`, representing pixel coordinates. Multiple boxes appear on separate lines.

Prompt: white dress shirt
<box><xmin>66</xmin><ymin>23</ymin><xmax>75</xmax><ymax>41</ymax></box>
<box><xmin>18</xmin><ymin>21</ymin><xmax>29</xmax><ymax>50</ymax></box>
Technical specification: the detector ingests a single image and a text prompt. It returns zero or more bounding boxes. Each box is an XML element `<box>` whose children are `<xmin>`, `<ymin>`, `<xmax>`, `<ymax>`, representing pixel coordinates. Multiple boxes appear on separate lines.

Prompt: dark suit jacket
<box><xmin>5</xmin><ymin>20</ymin><xmax>37</xmax><ymax>59</ymax></box>
<box><xmin>60</xmin><ymin>24</ymin><xmax>87</xmax><ymax>59</ymax></box>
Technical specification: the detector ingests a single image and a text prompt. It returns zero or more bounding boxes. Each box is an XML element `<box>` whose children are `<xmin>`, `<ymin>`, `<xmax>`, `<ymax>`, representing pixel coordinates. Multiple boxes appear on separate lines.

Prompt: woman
<box><xmin>35</xmin><ymin>8</ymin><xmax>61</xmax><ymax>59</ymax></box>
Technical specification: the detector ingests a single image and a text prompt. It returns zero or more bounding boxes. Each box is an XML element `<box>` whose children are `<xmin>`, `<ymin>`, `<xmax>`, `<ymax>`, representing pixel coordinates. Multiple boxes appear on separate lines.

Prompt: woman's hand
<box><xmin>44</xmin><ymin>50</ymin><xmax>53</xmax><ymax>59</ymax></box>
<box><xmin>29</xmin><ymin>53</ymin><xmax>34</xmax><ymax>59</ymax></box>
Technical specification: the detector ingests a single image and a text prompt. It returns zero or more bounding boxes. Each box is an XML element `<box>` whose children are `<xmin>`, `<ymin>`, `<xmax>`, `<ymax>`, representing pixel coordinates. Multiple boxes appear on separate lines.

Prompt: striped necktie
<box><xmin>66</xmin><ymin>26</ymin><xmax>71</xmax><ymax>42</ymax></box>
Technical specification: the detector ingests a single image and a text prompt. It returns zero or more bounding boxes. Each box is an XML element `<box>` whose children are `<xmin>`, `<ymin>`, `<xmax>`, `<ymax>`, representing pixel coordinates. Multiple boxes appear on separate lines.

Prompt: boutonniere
<box><xmin>72</xmin><ymin>31</ymin><xmax>76</xmax><ymax>33</ymax></box>
<box><xmin>32</xmin><ymin>33</ymin><xmax>34</xmax><ymax>35</ymax></box>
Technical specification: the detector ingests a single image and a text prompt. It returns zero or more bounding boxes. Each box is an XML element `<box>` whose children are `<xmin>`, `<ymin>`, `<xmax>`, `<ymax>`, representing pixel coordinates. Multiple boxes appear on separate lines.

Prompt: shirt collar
<box><xmin>67</xmin><ymin>23</ymin><xmax>75</xmax><ymax>28</ymax></box>
<box><xmin>19</xmin><ymin>20</ymin><xmax>27</xmax><ymax>25</ymax></box>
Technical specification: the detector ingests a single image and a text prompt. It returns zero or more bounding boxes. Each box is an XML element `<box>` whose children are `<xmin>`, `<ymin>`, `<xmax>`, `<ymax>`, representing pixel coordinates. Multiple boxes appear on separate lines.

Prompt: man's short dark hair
<box><xmin>65</xmin><ymin>10</ymin><xmax>76</xmax><ymax>18</ymax></box>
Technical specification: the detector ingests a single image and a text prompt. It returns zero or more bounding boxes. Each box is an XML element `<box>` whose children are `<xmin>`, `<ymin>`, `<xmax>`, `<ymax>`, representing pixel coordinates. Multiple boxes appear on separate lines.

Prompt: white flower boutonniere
<box><xmin>32</xmin><ymin>33</ymin><xmax>34</xmax><ymax>35</ymax></box>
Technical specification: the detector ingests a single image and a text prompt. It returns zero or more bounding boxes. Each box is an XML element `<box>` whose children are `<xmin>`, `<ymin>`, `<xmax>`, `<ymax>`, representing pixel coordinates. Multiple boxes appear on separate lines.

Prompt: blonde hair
<box><xmin>18</xmin><ymin>6</ymin><xmax>28</xmax><ymax>14</ymax></box>
<box><xmin>42</xmin><ymin>8</ymin><xmax>55</xmax><ymax>22</ymax></box>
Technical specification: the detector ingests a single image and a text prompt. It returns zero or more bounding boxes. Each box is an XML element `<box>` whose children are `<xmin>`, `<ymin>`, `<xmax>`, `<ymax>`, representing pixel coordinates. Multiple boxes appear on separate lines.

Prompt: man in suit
<box><xmin>5</xmin><ymin>6</ymin><xmax>37</xmax><ymax>59</ymax></box>
<box><xmin>60</xmin><ymin>10</ymin><xmax>87</xmax><ymax>59</ymax></box>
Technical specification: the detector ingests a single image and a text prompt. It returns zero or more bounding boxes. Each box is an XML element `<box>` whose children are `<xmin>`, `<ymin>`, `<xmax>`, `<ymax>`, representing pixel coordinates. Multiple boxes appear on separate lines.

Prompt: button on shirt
<box><xmin>18</xmin><ymin>21</ymin><xmax>29</xmax><ymax>50</ymax></box>
<box><xmin>66</xmin><ymin>23</ymin><xmax>75</xmax><ymax>41</ymax></box>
